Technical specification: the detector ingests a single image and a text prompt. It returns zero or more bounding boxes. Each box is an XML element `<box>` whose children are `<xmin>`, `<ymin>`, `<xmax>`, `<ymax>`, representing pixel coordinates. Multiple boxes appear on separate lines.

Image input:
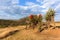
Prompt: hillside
<box><xmin>0</xmin><ymin>17</ymin><xmax>28</xmax><ymax>27</ymax></box>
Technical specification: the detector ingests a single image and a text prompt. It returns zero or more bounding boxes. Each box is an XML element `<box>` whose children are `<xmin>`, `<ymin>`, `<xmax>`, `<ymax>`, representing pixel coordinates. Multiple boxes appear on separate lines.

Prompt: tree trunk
<box><xmin>47</xmin><ymin>20</ymin><xmax>50</xmax><ymax>29</ymax></box>
<box><xmin>51</xmin><ymin>16</ymin><xmax>56</xmax><ymax>29</ymax></box>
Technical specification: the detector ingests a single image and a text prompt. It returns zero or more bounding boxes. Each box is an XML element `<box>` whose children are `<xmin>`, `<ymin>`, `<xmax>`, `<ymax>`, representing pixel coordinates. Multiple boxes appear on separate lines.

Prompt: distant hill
<box><xmin>0</xmin><ymin>17</ymin><xmax>28</xmax><ymax>28</ymax></box>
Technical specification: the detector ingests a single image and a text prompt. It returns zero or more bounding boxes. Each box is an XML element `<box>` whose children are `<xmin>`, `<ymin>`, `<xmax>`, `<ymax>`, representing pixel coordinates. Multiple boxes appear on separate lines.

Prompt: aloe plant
<box><xmin>37</xmin><ymin>14</ymin><xmax>43</xmax><ymax>31</ymax></box>
<box><xmin>45</xmin><ymin>8</ymin><xmax>55</xmax><ymax>29</ymax></box>
<box><xmin>28</xmin><ymin>15</ymin><xmax>35</xmax><ymax>29</ymax></box>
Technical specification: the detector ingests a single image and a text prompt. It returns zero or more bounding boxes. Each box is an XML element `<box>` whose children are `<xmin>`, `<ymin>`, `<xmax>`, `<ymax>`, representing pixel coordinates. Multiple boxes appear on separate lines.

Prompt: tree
<box><xmin>28</xmin><ymin>14</ymin><xmax>35</xmax><ymax>29</ymax></box>
<box><xmin>28</xmin><ymin>14</ymin><xmax>38</xmax><ymax>29</ymax></box>
<box><xmin>37</xmin><ymin>14</ymin><xmax>43</xmax><ymax>32</ymax></box>
<box><xmin>45</xmin><ymin>8</ymin><xmax>55</xmax><ymax>29</ymax></box>
<box><xmin>25</xmin><ymin>17</ymin><xmax>29</xmax><ymax>29</ymax></box>
<box><xmin>49</xmin><ymin>9</ymin><xmax>55</xmax><ymax>29</ymax></box>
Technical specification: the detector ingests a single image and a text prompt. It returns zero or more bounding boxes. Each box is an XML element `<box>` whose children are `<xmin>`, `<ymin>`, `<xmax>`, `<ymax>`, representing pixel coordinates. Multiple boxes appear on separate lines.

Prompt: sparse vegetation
<box><xmin>37</xmin><ymin>14</ymin><xmax>43</xmax><ymax>32</ymax></box>
<box><xmin>0</xmin><ymin>8</ymin><xmax>58</xmax><ymax>40</ymax></box>
<box><xmin>45</xmin><ymin>8</ymin><xmax>55</xmax><ymax>29</ymax></box>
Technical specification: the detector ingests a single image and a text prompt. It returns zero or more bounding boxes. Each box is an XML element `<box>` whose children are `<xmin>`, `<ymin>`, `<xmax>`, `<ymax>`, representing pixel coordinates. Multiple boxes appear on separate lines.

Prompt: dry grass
<box><xmin>0</xmin><ymin>25</ymin><xmax>60</xmax><ymax>40</ymax></box>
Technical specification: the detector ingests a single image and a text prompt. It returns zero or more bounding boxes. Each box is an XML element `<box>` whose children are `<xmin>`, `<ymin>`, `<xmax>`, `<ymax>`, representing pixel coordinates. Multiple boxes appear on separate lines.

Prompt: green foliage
<box><xmin>38</xmin><ymin>14</ymin><xmax>43</xmax><ymax>31</ymax></box>
<box><xmin>45</xmin><ymin>8</ymin><xmax>55</xmax><ymax>21</ymax></box>
<box><xmin>45</xmin><ymin>13</ymin><xmax>51</xmax><ymax>21</ymax></box>
<box><xmin>38</xmin><ymin>16</ymin><xmax>43</xmax><ymax>22</ymax></box>
<box><xmin>0</xmin><ymin>8</ymin><xmax>55</xmax><ymax>29</ymax></box>
<box><xmin>0</xmin><ymin>19</ymin><xmax>27</xmax><ymax>28</ymax></box>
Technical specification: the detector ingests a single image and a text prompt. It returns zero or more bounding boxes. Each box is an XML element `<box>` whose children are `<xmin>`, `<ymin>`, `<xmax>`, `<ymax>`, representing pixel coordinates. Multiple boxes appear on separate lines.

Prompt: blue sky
<box><xmin>0</xmin><ymin>0</ymin><xmax>60</xmax><ymax>21</ymax></box>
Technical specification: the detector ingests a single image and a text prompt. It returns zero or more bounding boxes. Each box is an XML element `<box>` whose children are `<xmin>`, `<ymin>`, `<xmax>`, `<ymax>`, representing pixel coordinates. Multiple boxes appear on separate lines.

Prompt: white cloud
<box><xmin>0</xmin><ymin>0</ymin><xmax>60</xmax><ymax>20</ymax></box>
<box><xmin>37</xmin><ymin>0</ymin><xmax>60</xmax><ymax>14</ymax></box>
<box><xmin>0</xmin><ymin>0</ymin><xmax>19</xmax><ymax>6</ymax></box>
<box><xmin>36</xmin><ymin>0</ymin><xmax>60</xmax><ymax>10</ymax></box>
<box><xmin>41</xmin><ymin>0</ymin><xmax>60</xmax><ymax>8</ymax></box>
<box><xmin>0</xmin><ymin>0</ymin><xmax>20</xmax><ymax>20</ymax></box>
<box><xmin>25</xmin><ymin>2</ymin><xmax>35</xmax><ymax>6</ymax></box>
<box><xmin>36</xmin><ymin>0</ymin><xmax>43</xmax><ymax>3</ymax></box>
<box><xmin>25</xmin><ymin>2</ymin><xmax>43</xmax><ymax>13</ymax></box>
<box><xmin>55</xmin><ymin>4</ymin><xmax>60</xmax><ymax>10</ymax></box>
<box><xmin>19</xmin><ymin>6</ymin><xmax>28</xmax><ymax>10</ymax></box>
<box><xmin>25</xmin><ymin>0</ymin><xmax>60</xmax><ymax>14</ymax></box>
<box><xmin>0</xmin><ymin>0</ymin><xmax>11</xmax><ymax>6</ymax></box>
<box><xmin>12</xmin><ymin>0</ymin><xmax>19</xmax><ymax>5</ymax></box>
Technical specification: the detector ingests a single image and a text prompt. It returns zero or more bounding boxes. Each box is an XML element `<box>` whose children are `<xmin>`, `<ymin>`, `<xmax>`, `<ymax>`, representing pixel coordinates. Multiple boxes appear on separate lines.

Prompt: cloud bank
<box><xmin>0</xmin><ymin>0</ymin><xmax>60</xmax><ymax>21</ymax></box>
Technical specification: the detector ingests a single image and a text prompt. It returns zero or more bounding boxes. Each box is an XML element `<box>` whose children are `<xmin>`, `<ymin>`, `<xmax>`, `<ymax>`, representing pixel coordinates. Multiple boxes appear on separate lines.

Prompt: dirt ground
<box><xmin>0</xmin><ymin>26</ymin><xmax>60</xmax><ymax>40</ymax></box>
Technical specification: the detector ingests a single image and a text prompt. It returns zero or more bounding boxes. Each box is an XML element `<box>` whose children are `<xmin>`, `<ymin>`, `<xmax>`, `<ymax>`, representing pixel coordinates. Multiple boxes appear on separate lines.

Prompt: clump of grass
<box><xmin>0</xmin><ymin>25</ymin><xmax>8</xmax><ymax>28</ymax></box>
